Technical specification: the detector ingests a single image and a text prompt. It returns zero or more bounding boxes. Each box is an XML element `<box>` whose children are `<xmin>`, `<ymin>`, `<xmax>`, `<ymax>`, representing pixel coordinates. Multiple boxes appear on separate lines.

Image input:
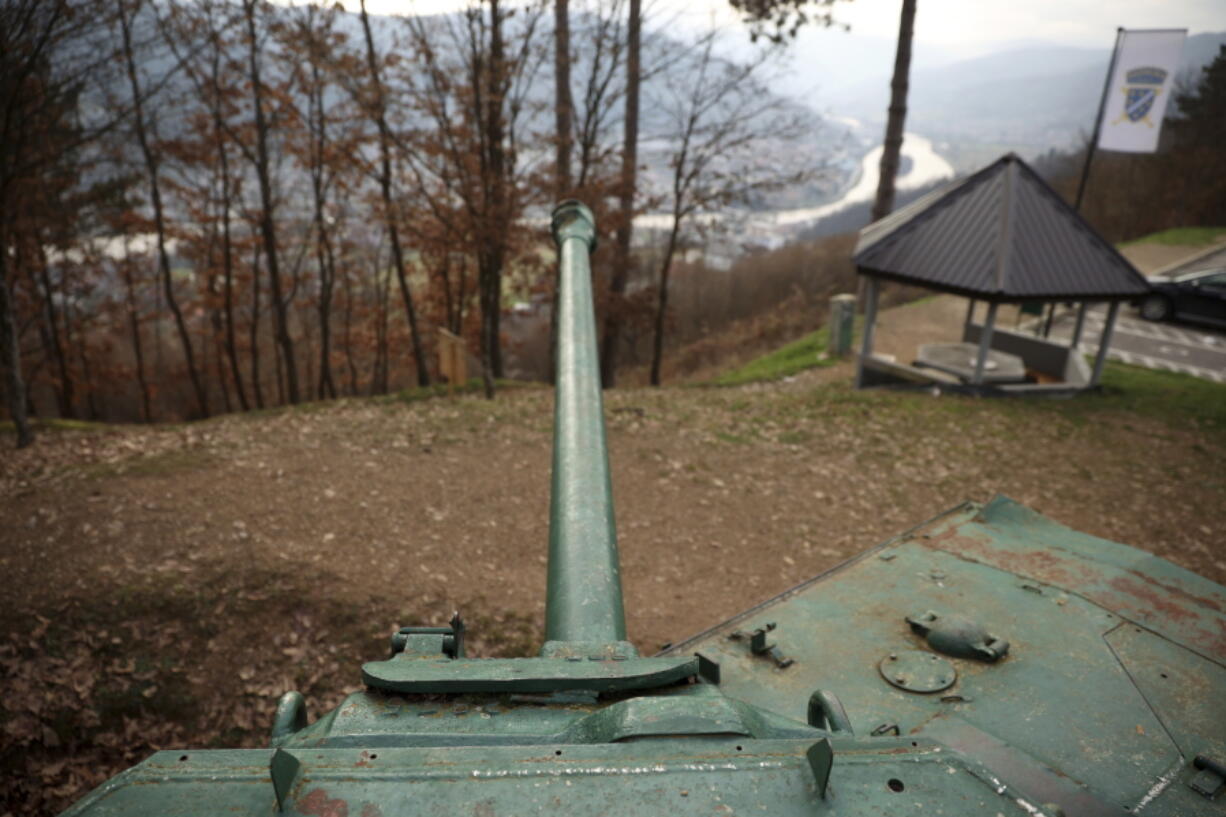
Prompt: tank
<box><xmin>61</xmin><ymin>202</ymin><xmax>1226</xmax><ymax>816</ymax></box>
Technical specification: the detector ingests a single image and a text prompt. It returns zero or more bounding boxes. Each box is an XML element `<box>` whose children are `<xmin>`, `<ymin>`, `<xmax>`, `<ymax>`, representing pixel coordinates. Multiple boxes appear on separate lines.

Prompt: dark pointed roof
<box><xmin>853</xmin><ymin>154</ymin><xmax>1151</xmax><ymax>301</ymax></box>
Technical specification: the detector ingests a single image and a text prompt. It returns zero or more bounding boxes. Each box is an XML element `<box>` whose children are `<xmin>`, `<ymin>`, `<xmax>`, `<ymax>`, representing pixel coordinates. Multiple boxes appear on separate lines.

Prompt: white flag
<box><xmin>1097</xmin><ymin>29</ymin><xmax>1186</xmax><ymax>153</ymax></box>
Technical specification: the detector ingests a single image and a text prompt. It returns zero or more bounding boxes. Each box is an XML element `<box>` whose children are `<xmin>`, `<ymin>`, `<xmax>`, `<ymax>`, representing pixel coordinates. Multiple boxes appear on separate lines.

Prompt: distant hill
<box><xmin>796</xmin><ymin>177</ymin><xmax>948</xmax><ymax>241</ymax></box>
<box><xmin>819</xmin><ymin>32</ymin><xmax>1226</xmax><ymax>162</ymax></box>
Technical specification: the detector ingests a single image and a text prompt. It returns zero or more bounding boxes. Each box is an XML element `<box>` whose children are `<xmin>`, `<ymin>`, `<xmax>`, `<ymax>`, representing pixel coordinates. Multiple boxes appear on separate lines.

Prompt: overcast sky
<box><xmin>817</xmin><ymin>0</ymin><xmax>1222</xmax><ymax>50</ymax></box>
<box><xmin>349</xmin><ymin>0</ymin><xmax>1224</xmax><ymax>53</ymax></box>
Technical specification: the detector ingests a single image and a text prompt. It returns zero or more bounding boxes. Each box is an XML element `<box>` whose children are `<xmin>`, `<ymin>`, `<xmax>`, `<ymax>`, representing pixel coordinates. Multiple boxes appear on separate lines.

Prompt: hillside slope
<box><xmin>3</xmin><ymin>360</ymin><xmax>1224</xmax><ymax>813</ymax></box>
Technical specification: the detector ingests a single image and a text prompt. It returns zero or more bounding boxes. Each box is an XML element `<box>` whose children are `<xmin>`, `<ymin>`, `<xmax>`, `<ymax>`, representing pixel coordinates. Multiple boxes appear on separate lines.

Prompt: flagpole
<box><xmin>1042</xmin><ymin>28</ymin><xmax>1126</xmax><ymax>339</ymax></box>
<box><xmin>1075</xmin><ymin>27</ymin><xmax>1125</xmax><ymax>212</ymax></box>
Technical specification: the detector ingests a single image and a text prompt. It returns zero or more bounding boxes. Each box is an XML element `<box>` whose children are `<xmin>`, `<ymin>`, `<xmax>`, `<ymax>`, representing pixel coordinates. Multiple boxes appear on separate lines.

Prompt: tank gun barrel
<box><xmin>544</xmin><ymin>201</ymin><xmax>627</xmax><ymax>645</ymax></box>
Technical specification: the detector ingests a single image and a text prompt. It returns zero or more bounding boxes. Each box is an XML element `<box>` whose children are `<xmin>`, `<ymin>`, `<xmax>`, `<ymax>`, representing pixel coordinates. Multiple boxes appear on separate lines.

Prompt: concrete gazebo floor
<box><xmin>870</xmin><ymin>296</ymin><xmax>1033</xmax><ymax>366</ymax></box>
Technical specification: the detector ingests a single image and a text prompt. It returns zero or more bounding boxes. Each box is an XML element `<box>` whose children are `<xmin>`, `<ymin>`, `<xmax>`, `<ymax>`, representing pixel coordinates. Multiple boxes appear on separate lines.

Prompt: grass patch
<box><xmin>386</xmin><ymin>378</ymin><xmax>540</xmax><ymax>405</ymax></box>
<box><xmin>221</xmin><ymin>379</ymin><xmax>542</xmax><ymax>421</ymax></box>
<box><xmin>976</xmin><ymin>360</ymin><xmax>1226</xmax><ymax>438</ymax></box>
<box><xmin>87</xmin><ymin>447</ymin><xmax>217</xmax><ymax>479</ymax></box>
<box><xmin>1122</xmin><ymin>226</ymin><xmax>1226</xmax><ymax>247</ymax></box>
<box><xmin>710</xmin><ymin>325</ymin><xmax>839</xmax><ymax>386</ymax></box>
<box><xmin>0</xmin><ymin>417</ymin><xmax>110</xmax><ymax>435</ymax></box>
<box><xmin>1088</xmin><ymin>361</ymin><xmax>1226</xmax><ymax>435</ymax></box>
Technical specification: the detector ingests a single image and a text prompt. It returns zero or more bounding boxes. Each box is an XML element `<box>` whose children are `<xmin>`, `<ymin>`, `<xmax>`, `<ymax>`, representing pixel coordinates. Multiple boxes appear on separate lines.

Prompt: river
<box><xmin>635</xmin><ymin>129</ymin><xmax>955</xmax><ymax>239</ymax></box>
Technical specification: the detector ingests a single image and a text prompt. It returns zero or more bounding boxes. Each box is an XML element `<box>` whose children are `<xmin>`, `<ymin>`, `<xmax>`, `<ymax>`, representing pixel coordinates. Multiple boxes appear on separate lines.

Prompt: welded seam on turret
<box><xmin>1100</xmin><ymin>623</ymin><xmax>1183</xmax><ymax>758</ymax></box>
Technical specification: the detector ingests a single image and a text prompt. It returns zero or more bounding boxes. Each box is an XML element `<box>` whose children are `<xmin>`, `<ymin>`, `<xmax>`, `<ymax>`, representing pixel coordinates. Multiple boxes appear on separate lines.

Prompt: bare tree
<box><xmin>0</xmin><ymin>0</ymin><xmax>123</xmax><ymax>446</ymax></box>
<box><xmin>242</xmin><ymin>0</ymin><xmax>299</xmax><ymax>404</ymax></box>
<box><xmin>282</xmin><ymin>3</ymin><xmax>345</xmax><ymax>399</ymax></box>
<box><xmin>357</xmin><ymin>0</ymin><xmax>431</xmax><ymax>388</ymax></box>
<box><xmin>554</xmin><ymin>0</ymin><xmax>575</xmax><ymax>197</ymax></box>
<box><xmin>870</xmin><ymin>0</ymin><xmax>915</xmax><ymax>223</ymax></box>
<box><xmin>569</xmin><ymin>0</ymin><xmax>629</xmax><ymax>189</ymax></box>
<box><xmin>646</xmin><ymin>34</ymin><xmax>814</xmax><ymax>385</ymax></box>
<box><xmin>158</xmin><ymin>0</ymin><xmax>251</xmax><ymax>411</ymax></box>
<box><xmin>599</xmin><ymin>0</ymin><xmax>640</xmax><ymax>387</ymax></box>
<box><xmin>118</xmin><ymin>0</ymin><xmax>211</xmax><ymax>417</ymax></box>
<box><xmin>397</xmin><ymin>0</ymin><xmax>548</xmax><ymax>397</ymax></box>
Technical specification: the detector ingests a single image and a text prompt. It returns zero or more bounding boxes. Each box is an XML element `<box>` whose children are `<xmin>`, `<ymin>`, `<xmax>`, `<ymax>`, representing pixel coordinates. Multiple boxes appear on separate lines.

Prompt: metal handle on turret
<box><xmin>544</xmin><ymin>201</ymin><xmax>628</xmax><ymax>646</ymax></box>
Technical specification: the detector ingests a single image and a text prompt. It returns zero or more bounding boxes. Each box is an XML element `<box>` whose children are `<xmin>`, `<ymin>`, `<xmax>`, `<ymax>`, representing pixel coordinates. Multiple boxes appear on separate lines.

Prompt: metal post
<box><xmin>964</xmin><ymin>298</ymin><xmax>976</xmax><ymax>335</ymax></box>
<box><xmin>1074</xmin><ymin>28</ymin><xmax>1124</xmax><ymax>212</ymax></box>
<box><xmin>855</xmin><ymin>276</ymin><xmax>879</xmax><ymax>389</ymax></box>
<box><xmin>1071</xmin><ymin>303</ymin><xmax>1089</xmax><ymax>349</ymax></box>
<box><xmin>972</xmin><ymin>301</ymin><xmax>999</xmax><ymax>385</ymax></box>
<box><xmin>544</xmin><ymin>202</ymin><xmax>627</xmax><ymax>645</ymax></box>
<box><xmin>1090</xmin><ymin>301</ymin><xmax>1120</xmax><ymax>386</ymax></box>
<box><xmin>829</xmin><ymin>294</ymin><xmax>856</xmax><ymax>357</ymax></box>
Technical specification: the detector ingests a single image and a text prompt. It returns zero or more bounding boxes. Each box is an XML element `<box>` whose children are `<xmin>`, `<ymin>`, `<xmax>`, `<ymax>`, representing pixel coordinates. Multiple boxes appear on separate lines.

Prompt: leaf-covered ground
<box><xmin>3</xmin><ymin>355</ymin><xmax>1225</xmax><ymax>814</ymax></box>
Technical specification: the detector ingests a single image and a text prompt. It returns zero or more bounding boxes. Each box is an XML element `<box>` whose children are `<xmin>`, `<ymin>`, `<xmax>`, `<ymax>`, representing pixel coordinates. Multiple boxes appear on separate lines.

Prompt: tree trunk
<box><xmin>119</xmin><ymin>0</ymin><xmax>210</xmax><ymax>418</ymax></box>
<box><xmin>210</xmin><ymin>43</ymin><xmax>249</xmax><ymax>412</ymax></box>
<box><xmin>438</xmin><ymin>256</ymin><xmax>455</xmax><ymax>335</ymax></box>
<box><xmin>120</xmin><ymin>247</ymin><xmax>152</xmax><ymax>422</ymax></box>
<box><xmin>649</xmin><ymin>219</ymin><xmax>680</xmax><ymax>387</ymax></box>
<box><xmin>249</xmin><ymin>241</ymin><xmax>265</xmax><ymax>409</ymax></box>
<box><xmin>219</xmin><ymin>169</ymin><xmax>247</xmax><ymax>410</ymax></box>
<box><xmin>244</xmin><ymin>0</ymin><xmax>299</xmax><ymax>404</ymax></box>
<box><xmin>315</xmin><ymin>228</ymin><xmax>337</xmax><ymax>399</ymax></box>
<box><xmin>478</xmin><ymin>259</ymin><xmax>498</xmax><ymax>399</ymax></box>
<box><xmin>455</xmin><ymin>260</ymin><xmax>470</xmax><ymax>335</ymax></box>
<box><xmin>546</xmin><ymin>0</ymin><xmax>575</xmax><ymax>382</ymax></box>
<box><xmin>207</xmin><ymin>271</ymin><xmax>231</xmax><ymax>413</ymax></box>
<box><xmin>64</xmin><ymin>293</ymin><xmax>99</xmax><ymax>420</ymax></box>
<box><xmin>308</xmin><ymin>55</ymin><xmax>337</xmax><ymax>400</ymax></box>
<box><xmin>870</xmin><ymin>0</ymin><xmax>916</xmax><ymax>223</ymax></box>
<box><xmin>341</xmin><ymin>265</ymin><xmax>358</xmax><ymax>395</ymax></box>
<box><xmin>35</xmin><ymin>243</ymin><xmax>73</xmax><ymax>417</ymax></box>
<box><xmin>554</xmin><ymin>0</ymin><xmax>574</xmax><ymax>197</ymax></box>
<box><xmin>273</xmin><ymin>317</ymin><xmax>285</xmax><ymax>405</ymax></box>
<box><xmin>359</xmin><ymin>0</ymin><xmax>430</xmax><ymax>388</ymax></box>
<box><xmin>375</xmin><ymin>264</ymin><xmax>390</xmax><ymax>394</ymax></box>
<box><xmin>599</xmin><ymin>0</ymin><xmax>640</xmax><ymax>387</ymax></box>
<box><xmin>468</xmin><ymin>0</ymin><xmax>510</xmax><ymax>392</ymax></box>
<box><xmin>0</xmin><ymin>234</ymin><xmax>33</xmax><ymax>447</ymax></box>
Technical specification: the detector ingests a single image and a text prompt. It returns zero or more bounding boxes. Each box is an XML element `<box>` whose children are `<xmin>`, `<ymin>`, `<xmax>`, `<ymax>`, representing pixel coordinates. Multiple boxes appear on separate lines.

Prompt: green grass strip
<box><xmin>1122</xmin><ymin>226</ymin><xmax>1226</xmax><ymax>247</ymax></box>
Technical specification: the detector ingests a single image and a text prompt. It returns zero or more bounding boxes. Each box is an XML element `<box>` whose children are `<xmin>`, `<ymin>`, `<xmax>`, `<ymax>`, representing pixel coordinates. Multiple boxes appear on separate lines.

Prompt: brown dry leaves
<box><xmin>2</xmin><ymin>375</ymin><xmax>1224</xmax><ymax>815</ymax></box>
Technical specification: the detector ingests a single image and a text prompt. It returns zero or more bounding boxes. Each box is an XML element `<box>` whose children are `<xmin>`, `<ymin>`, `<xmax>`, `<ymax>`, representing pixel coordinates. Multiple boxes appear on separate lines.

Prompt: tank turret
<box><xmin>60</xmin><ymin>203</ymin><xmax>1226</xmax><ymax>816</ymax></box>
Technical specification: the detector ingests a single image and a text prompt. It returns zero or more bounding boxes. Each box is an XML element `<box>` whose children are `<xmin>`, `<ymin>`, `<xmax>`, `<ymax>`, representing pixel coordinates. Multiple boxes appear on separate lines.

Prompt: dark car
<box><xmin>1139</xmin><ymin>266</ymin><xmax>1226</xmax><ymax>328</ymax></box>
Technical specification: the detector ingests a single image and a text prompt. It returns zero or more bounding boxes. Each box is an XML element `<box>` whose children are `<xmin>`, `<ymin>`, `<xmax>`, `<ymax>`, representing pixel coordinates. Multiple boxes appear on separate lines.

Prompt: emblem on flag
<box><xmin>1117</xmin><ymin>66</ymin><xmax>1168</xmax><ymax>125</ymax></box>
<box><xmin>1095</xmin><ymin>29</ymin><xmax>1185</xmax><ymax>153</ymax></box>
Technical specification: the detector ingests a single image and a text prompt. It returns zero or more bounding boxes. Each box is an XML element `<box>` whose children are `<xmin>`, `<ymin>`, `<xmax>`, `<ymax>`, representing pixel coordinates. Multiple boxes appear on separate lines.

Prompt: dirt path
<box><xmin>8</xmin><ymin>377</ymin><xmax>1219</xmax><ymax>647</ymax></box>
<box><xmin>1120</xmin><ymin>238</ymin><xmax>1226</xmax><ymax>274</ymax></box>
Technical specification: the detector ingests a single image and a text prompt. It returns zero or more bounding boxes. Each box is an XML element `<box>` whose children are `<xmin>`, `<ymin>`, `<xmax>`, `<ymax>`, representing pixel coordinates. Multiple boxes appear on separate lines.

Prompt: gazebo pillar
<box><xmin>964</xmin><ymin>299</ymin><xmax>976</xmax><ymax>334</ymax></box>
<box><xmin>1070</xmin><ymin>303</ymin><xmax>1089</xmax><ymax>348</ymax></box>
<box><xmin>854</xmin><ymin>276</ymin><xmax>880</xmax><ymax>389</ymax></box>
<box><xmin>1090</xmin><ymin>301</ymin><xmax>1120</xmax><ymax>387</ymax></box>
<box><xmin>972</xmin><ymin>301</ymin><xmax>999</xmax><ymax>385</ymax></box>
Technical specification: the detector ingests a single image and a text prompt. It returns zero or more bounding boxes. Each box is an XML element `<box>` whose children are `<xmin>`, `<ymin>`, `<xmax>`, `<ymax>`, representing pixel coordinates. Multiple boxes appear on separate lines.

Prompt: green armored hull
<box><xmin>60</xmin><ymin>204</ymin><xmax>1226</xmax><ymax>816</ymax></box>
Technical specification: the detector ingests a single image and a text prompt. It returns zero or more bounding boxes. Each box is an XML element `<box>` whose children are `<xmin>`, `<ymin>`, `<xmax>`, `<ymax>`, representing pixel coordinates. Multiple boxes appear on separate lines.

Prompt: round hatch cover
<box><xmin>879</xmin><ymin>650</ymin><xmax>956</xmax><ymax>693</ymax></box>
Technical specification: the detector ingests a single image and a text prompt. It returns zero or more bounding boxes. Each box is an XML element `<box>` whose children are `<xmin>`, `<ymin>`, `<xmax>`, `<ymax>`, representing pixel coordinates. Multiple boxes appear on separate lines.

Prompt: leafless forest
<box><xmin>0</xmin><ymin>0</ymin><xmax>841</xmax><ymax>443</ymax></box>
<box><xmin>4</xmin><ymin>0</ymin><xmax>1223</xmax><ymax>449</ymax></box>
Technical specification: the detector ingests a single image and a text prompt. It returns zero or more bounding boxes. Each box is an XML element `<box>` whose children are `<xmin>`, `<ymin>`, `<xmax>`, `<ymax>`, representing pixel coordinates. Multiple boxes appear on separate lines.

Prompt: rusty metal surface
<box><xmin>668</xmin><ymin>496</ymin><xmax>1226</xmax><ymax>816</ymax></box>
<box><xmin>923</xmin><ymin>496</ymin><xmax>1226</xmax><ymax>661</ymax></box>
<box><xmin>1106</xmin><ymin>624</ymin><xmax>1226</xmax><ymax>766</ymax></box>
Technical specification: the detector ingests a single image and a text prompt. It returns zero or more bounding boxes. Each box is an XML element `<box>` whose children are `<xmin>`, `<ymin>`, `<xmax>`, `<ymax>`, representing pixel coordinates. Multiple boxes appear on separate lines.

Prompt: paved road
<box><xmin>1045</xmin><ymin>305</ymin><xmax>1226</xmax><ymax>383</ymax></box>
